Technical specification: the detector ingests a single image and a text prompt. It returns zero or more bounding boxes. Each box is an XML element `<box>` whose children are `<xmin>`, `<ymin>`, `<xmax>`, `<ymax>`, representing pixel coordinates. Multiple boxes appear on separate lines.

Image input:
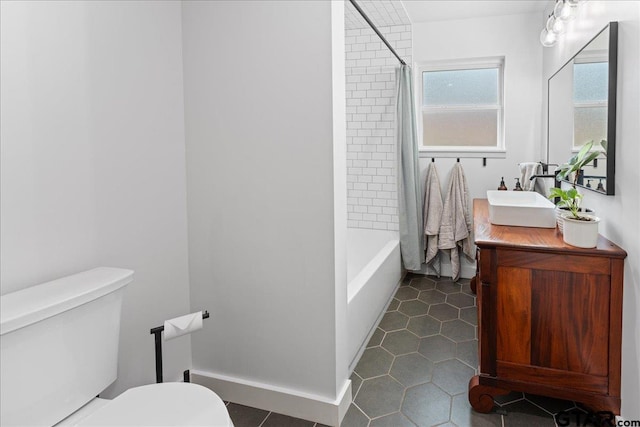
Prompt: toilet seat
<box><xmin>76</xmin><ymin>383</ymin><xmax>232</xmax><ymax>427</ymax></box>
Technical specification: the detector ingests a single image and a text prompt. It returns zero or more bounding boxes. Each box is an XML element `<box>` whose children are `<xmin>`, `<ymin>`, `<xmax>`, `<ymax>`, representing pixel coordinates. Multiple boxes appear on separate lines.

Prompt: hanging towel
<box><xmin>438</xmin><ymin>163</ymin><xmax>474</xmax><ymax>281</ymax></box>
<box><xmin>423</xmin><ymin>163</ymin><xmax>443</xmax><ymax>276</ymax></box>
<box><xmin>520</xmin><ymin>162</ymin><xmax>540</xmax><ymax>191</ymax></box>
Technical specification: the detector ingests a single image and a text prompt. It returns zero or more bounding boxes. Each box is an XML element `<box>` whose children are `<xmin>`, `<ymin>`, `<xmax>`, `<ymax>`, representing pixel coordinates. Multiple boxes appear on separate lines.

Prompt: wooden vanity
<box><xmin>469</xmin><ymin>199</ymin><xmax>627</xmax><ymax>414</ymax></box>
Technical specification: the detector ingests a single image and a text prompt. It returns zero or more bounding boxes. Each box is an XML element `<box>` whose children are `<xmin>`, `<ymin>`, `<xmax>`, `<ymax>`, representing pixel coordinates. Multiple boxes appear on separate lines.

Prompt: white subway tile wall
<box><xmin>345</xmin><ymin>24</ymin><xmax>412</xmax><ymax>231</ymax></box>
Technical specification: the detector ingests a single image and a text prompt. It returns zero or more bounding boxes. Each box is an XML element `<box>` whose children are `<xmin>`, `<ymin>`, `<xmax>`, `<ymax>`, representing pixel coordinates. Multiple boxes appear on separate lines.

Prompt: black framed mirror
<box><xmin>547</xmin><ymin>22</ymin><xmax>618</xmax><ymax>195</ymax></box>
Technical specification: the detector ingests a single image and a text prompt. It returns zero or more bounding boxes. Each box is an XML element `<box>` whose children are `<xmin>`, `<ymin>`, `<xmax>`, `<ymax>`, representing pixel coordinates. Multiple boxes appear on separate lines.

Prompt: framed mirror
<box><xmin>547</xmin><ymin>22</ymin><xmax>618</xmax><ymax>195</ymax></box>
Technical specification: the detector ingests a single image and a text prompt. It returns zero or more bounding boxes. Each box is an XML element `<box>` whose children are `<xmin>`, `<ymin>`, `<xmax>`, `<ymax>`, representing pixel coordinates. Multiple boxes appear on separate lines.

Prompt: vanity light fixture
<box><xmin>540</xmin><ymin>0</ymin><xmax>584</xmax><ymax>47</ymax></box>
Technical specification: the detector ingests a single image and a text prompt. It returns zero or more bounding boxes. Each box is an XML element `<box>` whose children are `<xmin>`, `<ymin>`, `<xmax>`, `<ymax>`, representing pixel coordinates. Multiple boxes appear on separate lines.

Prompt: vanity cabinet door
<box><xmin>492</xmin><ymin>249</ymin><xmax>612</xmax><ymax>395</ymax></box>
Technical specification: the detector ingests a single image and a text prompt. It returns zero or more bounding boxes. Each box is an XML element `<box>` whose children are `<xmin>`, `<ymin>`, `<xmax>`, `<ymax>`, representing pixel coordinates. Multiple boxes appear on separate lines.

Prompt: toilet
<box><xmin>0</xmin><ymin>267</ymin><xmax>234</xmax><ymax>427</ymax></box>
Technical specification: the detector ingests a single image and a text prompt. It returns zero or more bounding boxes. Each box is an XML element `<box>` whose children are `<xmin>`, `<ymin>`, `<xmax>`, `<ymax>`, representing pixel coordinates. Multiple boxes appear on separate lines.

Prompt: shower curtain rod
<box><xmin>348</xmin><ymin>0</ymin><xmax>407</xmax><ymax>66</ymax></box>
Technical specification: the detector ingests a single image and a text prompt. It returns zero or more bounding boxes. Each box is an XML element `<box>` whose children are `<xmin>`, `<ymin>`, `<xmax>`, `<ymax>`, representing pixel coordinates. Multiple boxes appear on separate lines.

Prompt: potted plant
<box><xmin>548</xmin><ymin>141</ymin><xmax>601</xmax><ymax>248</ymax></box>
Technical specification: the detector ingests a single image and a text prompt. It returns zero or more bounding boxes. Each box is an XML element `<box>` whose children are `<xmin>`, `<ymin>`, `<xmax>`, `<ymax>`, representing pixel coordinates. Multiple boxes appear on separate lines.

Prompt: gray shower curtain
<box><xmin>396</xmin><ymin>65</ymin><xmax>424</xmax><ymax>271</ymax></box>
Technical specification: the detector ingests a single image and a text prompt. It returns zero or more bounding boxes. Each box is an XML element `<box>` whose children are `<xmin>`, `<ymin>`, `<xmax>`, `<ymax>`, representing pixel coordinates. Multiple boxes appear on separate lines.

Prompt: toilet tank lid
<box><xmin>1</xmin><ymin>267</ymin><xmax>133</xmax><ymax>336</ymax></box>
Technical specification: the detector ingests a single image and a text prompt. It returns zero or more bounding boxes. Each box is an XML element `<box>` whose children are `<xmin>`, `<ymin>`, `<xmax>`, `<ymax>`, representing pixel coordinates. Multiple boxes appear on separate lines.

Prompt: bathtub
<box><xmin>347</xmin><ymin>228</ymin><xmax>401</xmax><ymax>367</ymax></box>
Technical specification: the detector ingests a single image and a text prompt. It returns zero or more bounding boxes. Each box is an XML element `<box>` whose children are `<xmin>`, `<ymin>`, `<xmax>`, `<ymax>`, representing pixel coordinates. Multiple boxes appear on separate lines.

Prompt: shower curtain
<box><xmin>396</xmin><ymin>65</ymin><xmax>424</xmax><ymax>271</ymax></box>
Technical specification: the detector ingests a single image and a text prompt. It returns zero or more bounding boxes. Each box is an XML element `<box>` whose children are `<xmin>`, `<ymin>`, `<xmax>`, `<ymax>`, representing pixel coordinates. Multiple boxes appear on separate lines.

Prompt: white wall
<box><xmin>541</xmin><ymin>1</ymin><xmax>640</xmax><ymax>419</ymax></box>
<box><xmin>0</xmin><ymin>1</ymin><xmax>192</xmax><ymax>397</ymax></box>
<box><xmin>413</xmin><ymin>13</ymin><xmax>544</xmax><ymax>277</ymax></box>
<box><xmin>182</xmin><ymin>0</ymin><xmax>349</xmax><ymax>422</ymax></box>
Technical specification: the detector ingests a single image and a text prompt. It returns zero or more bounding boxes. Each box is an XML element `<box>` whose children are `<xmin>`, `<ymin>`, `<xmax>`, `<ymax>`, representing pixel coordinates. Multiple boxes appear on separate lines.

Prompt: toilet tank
<box><xmin>0</xmin><ymin>267</ymin><xmax>133</xmax><ymax>427</ymax></box>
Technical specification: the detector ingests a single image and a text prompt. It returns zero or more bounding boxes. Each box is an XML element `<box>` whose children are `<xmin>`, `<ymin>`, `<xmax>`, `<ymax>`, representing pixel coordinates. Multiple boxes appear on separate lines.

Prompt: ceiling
<box><xmin>401</xmin><ymin>1</ymin><xmax>549</xmax><ymax>23</ymax></box>
<box><xmin>345</xmin><ymin>1</ymin><xmax>550</xmax><ymax>32</ymax></box>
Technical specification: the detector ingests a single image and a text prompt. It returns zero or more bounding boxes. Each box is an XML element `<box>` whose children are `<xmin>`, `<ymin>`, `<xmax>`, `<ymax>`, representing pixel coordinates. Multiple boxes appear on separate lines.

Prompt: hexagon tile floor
<box><xmin>342</xmin><ymin>273</ymin><xmax>585</xmax><ymax>427</ymax></box>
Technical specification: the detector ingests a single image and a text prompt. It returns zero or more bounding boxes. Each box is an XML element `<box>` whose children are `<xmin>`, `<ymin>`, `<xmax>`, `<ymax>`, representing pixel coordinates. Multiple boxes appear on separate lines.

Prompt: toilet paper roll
<box><xmin>163</xmin><ymin>311</ymin><xmax>203</xmax><ymax>341</ymax></box>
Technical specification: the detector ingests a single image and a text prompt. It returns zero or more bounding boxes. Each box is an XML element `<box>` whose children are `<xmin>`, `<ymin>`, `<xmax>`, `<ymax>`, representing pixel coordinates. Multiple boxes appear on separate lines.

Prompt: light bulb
<box><xmin>547</xmin><ymin>15</ymin><xmax>565</xmax><ymax>34</ymax></box>
<box><xmin>554</xmin><ymin>0</ymin><xmax>576</xmax><ymax>20</ymax></box>
<box><xmin>540</xmin><ymin>28</ymin><xmax>557</xmax><ymax>47</ymax></box>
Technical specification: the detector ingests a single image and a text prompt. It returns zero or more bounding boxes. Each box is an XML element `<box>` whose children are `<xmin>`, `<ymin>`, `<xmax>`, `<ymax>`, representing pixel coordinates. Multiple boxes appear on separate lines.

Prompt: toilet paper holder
<box><xmin>149</xmin><ymin>310</ymin><xmax>210</xmax><ymax>383</ymax></box>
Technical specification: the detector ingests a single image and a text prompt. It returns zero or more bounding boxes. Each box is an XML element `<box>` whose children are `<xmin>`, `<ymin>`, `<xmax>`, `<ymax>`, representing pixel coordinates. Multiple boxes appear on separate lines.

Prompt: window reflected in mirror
<box><xmin>547</xmin><ymin>22</ymin><xmax>617</xmax><ymax>195</ymax></box>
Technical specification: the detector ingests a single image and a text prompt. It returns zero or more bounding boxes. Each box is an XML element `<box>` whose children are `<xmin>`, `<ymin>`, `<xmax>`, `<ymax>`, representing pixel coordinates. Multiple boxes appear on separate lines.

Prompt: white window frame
<box><xmin>415</xmin><ymin>57</ymin><xmax>506</xmax><ymax>158</ymax></box>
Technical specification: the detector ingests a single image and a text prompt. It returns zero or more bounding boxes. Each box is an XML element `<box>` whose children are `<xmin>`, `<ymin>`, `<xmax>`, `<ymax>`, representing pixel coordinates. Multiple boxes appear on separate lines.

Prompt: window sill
<box><xmin>418</xmin><ymin>148</ymin><xmax>506</xmax><ymax>159</ymax></box>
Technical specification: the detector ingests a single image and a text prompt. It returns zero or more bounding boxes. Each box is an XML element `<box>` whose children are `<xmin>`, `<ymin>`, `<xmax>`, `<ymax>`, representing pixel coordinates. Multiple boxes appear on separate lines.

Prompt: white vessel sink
<box><xmin>487</xmin><ymin>190</ymin><xmax>556</xmax><ymax>228</ymax></box>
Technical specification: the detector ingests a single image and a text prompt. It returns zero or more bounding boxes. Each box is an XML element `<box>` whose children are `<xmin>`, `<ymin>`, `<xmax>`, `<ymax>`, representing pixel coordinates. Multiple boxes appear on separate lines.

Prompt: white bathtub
<box><xmin>347</xmin><ymin>228</ymin><xmax>401</xmax><ymax>366</ymax></box>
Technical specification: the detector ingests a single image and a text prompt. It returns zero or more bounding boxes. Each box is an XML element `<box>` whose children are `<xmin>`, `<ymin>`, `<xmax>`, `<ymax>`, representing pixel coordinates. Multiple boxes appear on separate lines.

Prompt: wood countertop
<box><xmin>473</xmin><ymin>199</ymin><xmax>626</xmax><ymax>258</ymax></box>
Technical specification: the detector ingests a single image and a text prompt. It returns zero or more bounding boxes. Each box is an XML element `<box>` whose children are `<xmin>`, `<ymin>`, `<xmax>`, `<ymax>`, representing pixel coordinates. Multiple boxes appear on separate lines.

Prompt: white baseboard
<box><xmin>191</xmin><ymin>370</ymin><xmax>351</xmax><ymax>427</ymax></box>
<box><xmin>417</xmin><ymin>257</ymin><xmax>476</xmax><ymax>280</ymax></box>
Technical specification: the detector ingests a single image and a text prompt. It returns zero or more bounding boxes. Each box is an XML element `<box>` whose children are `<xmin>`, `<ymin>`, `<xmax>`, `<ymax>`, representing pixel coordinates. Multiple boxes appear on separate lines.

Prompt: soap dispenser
<box><xmin>498</xmin><ymin>177</ymin><xmax>508</xmax><ymax>191</ymax></box>
<box><xmin>513</xmin><ymin>178</ymin><xmax>523</xmax><ymax>191</ymax></box>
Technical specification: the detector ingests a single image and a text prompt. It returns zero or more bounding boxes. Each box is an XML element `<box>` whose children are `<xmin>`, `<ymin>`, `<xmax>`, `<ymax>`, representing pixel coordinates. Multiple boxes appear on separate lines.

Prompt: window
<box><xmin>417</xmin><ymin>58</ymin><xmax>504</xmax><ymax>152</ymax></box>
<box><xmin>573</xmin><ymin>61</ymin><xmax>608</xmax><ymax>150</ymax></box>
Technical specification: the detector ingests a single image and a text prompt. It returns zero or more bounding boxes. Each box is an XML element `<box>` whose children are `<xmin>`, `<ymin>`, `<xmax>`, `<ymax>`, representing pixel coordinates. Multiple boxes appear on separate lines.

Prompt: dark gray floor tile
<box><xmin>525</xmin><ymin>393</ymin><xmax>576</xmax><ymax>415</ymax></box>
<box><xmin>407</xmin><ymin>314</ymin><xmax>440</xmax><ymax>337</ymax></box>
<box><xmin>366</xmin><ymin>328</ymin><xmax>385</xmax><ymax>348</ymax></box>
<box><xmin>354</xmin><ymin>347</ymin><xmax>394</xmax><ymax>379</ymax></box>
<box><xmin>418</xmin><ymin>335</ymin><xmax>456</xmax><ymax>362</ymax></box>
<box><xmin>370</xmin><ymin>411</ymin><xmax>416</xmax><ymax>427</ymax></box>
<box><xmin>450</xmin><ymin>393</ymin><xmax>502</xmax><ymax>427</ymax></box>
<box><xmin>436</xmin><ymin>280</ymin><xmax>462</xmax><ymax>294</ymax></box>
<box><xmin>494</xmin><ymin>391</ymin><xmax>524</xmax><ymax>406</ymax></box>
<box><xmin>446</xmin><ymin>292</ymin><xmax>475</xmax><ymax>308</ymax></box>
<box><xmin>398</xmin><ymin>299</ymin><xmax>430</xmax><ymax>317</ymax></box>
<box><xmin>456</xmin><ymin>340</ymin><xmax>478</xmax><ymax>370</ymax></box>
<box><xmin>261</xmin><ymin>412</ymin><xmax>315</xmax><ymax>427</ymax></box>
<box><xmin>441</xmin><ymin>319</ymin><xmax>476</xmax><ymax>342</ymax></box>
<box><xmin>390</xmin><ymin>352</ymin><xmax>434</xmax><ymax>387</ymax></box>
<box><xmin>355</xmin><ymin>376</ymin><xmax>405</xmax><ymax>419</ymax></box>
<box><xmin>431</xmin><ymin>359</ymin><xmax>476</xmax><ymax>395</ymax></box>
<box><xmin>341</xmin><ymin>405</ymin><xmax>370</xmax><ymax>427</ymax></box>
<box><xmin>459</xmin><ymin>306</ymin><xmax>477</xmax><ymax>326</ymax></box>
<box><xmin>351</xmin><ymin>372</ymin><xmax>363</xmax><ymax>399</ymax></box>
<box><xmin>381</xmin><ymin>330</ymin><xmax>420</xmax><ymax>355</ymax></box>
<box><xmin>461</xmin><ymin>282</ymin><xmax>475</xmax><ymax>296</ymax></box>
<box><xmin>428</xmin><ymin>303</ymin><xmax>459</xmax><ymax>321</ymax></box>
<box><xmin>386</xmin><ymin>298</ymin><xmax>400</xmax><ymax>312</ymax></box>
<box><xmin>378</xmin><ymin>311</ymin><xmax>410</xmax><ymax>332</ymax></box>
<box><xmin>395</xmin><ymin>286</ymin><xmax>420</xmax><ymax>301</ymax></box>
<box><xmin>402</xmin><ymin>383</ymin><xmax>451</xmax><ymax>427</ymax></box>
<box><xmin>502</xmin><ymin>399</ymin><xmax>556</xmax><ymax>426</ymax></box>
<box><xmin>418</xmin><ymin>289</ymin><xmax>446</xmax><ymax>305</ymax></box>
<box><xmin>401</xmin><ymin>274</ymin><xmax>415</xmax><ymax>285</ymax></box>
<box><xmin>409</xmin><ymin>277</ymin><xmax>437</xmax><ymax>291</ymax></box>
<box><xmin>226</xmin><ymin>403</ymin><xmax>269</xmax><ymax>427</ymax></box>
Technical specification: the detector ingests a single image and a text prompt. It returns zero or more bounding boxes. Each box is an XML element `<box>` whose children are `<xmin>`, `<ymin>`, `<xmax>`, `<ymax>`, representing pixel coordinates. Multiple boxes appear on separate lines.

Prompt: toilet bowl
<box><xmin>0</xmin><ymin>268</ymin><xmax>233</xmax><ymax>427</ymax></box>
<box><xmin>59</xmin><ymin>383</ymin><xmax>233</xmax><ymax>427</ymax></box>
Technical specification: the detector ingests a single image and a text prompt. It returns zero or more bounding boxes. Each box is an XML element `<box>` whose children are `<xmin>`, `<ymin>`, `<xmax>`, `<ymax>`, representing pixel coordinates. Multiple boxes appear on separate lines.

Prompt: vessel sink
<box><xmin>487</xmin><ymin>190</ymin><xmax>556</xmax><ymax>228</ymax></box>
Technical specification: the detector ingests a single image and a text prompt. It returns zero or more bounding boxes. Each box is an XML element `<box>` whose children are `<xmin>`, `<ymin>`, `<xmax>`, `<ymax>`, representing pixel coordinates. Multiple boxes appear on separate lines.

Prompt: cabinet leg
<box><xmin>468</xmin><ymin>376</ymin><xmax>509</xmax><ymax>413</ymax></box>
<box><xmin>470</xmin><ymin>275</ymin><xmax>477</xmax><ymax>294</ymax></box>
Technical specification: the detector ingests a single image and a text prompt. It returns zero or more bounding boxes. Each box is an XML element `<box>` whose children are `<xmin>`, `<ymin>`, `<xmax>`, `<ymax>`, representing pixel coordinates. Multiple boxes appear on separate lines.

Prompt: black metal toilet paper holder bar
<box><xmin>149</xmin><ymin>310</ymin><xmax>210</xmax><ymax>383</ymax></box>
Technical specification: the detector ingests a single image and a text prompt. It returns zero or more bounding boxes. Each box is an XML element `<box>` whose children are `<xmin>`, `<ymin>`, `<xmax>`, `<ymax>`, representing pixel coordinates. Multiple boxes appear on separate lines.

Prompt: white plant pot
<box><xmin>561</xmin><ymin>213</ymin><xmax>600</xmax><ymax>248</ymax></box>
<box><xmin>555</xmin><ymin>207</ymin><xmax>594</xmax><ymax>234</ymax></box>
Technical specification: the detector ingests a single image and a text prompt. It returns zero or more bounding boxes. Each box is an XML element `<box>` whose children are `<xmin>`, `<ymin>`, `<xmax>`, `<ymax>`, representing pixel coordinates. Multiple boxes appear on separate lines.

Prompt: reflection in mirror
<box><xmin>547</xmin><ymin>22</ymin><xmax>617</xmax><ymax>195</ymax></box>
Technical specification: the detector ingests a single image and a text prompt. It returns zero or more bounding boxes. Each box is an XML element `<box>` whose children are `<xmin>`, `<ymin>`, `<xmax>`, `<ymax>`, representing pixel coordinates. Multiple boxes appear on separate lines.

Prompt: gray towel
<box><xmin>423</xmin><ymin>163</ymin><xmax>443</xmax><ymax>276</ymax></box>
<box><xmin>438</xmin><ymin>163</ymin><xmax>474</xmax><ymax>281</ymax></box>
<box><xmin>520</xmin><ymin>162</ymin><xmax>540</xmax><ymax>191</ymax></box>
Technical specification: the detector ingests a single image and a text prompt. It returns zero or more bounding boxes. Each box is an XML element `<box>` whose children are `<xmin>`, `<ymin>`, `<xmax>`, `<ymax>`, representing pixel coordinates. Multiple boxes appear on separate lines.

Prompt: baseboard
<box><xmin>417</xmin><ymin>257</ymin><xmax>476</xmax><ymax>279</ymax></box>
<box><xmin>191</xmin><ymin>370</ymin><xmax>351</xmax><ymax>427</ymax></box>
